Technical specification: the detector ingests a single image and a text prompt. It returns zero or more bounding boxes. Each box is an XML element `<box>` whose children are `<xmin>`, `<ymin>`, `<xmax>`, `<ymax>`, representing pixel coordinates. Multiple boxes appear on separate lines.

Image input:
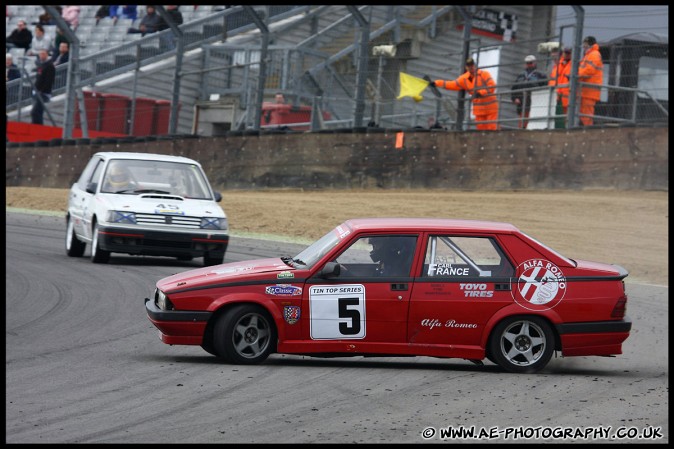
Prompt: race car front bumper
<box><xmin>97</xmin><ymin>224</ymin><xmax>228</xmax><ymax>258</ymax></box>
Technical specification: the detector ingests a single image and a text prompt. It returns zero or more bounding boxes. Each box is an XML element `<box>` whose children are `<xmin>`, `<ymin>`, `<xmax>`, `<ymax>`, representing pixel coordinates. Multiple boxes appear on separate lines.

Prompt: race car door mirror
<box><xmin>319</xmin><ymin>261</ymin><xmax>341</xmax><ymax>278</ymax></box>
<box><xmin>86</xmin><ymin>182</ymin><xmax>98</xmax><ymax>194</ymax></box>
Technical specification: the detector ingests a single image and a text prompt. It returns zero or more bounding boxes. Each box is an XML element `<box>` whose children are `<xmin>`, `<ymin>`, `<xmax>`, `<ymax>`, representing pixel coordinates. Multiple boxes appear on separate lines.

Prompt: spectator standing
<box><xmin>26</xmin><ymin>24</ymin><xmax>53</xmax><ymax>60</ymax></box>
<box><xmin>50</xmin><ymin>42</ymin><xmax>70</xmax><ymax>66</ymax></box>
<box><xmin>432</xmin><ymin>57</ymin><xmax>499</xmax><ymax>131</ymax></box>
<box><xmin>127</xmin><ymin>5</ymin><xmax>161</xmax><ymax>36</ymax></box>
<box><xmin>61</xmin><ymin>5</ymin><xmax>81</xmax><ymax>31</ymax></box>
<box><xmin>6</xmin><ymin>53</ymin><xmax>21</xmax><ymax>81</ymax></box>
<box><xmin>578</xmin><ymin>36</ymin><xmax>603</xmax><ymax>126</ymax></box>
<box><xmin>110</xmin><ymin>5</ymin><xmax>138</xmax><ymax>25</ymax></box>
<box><xmin>157</xmin><ymin>5</ymin><xmax>183</xmax><ymax>50</ymax></box>
<box><xmin>549</xmin><ymin>47</ymin><xmax>572</xmax><ymax>116</ymax></box>
<box><xmin>31</xmin><ymin>49</ymin><xmax>55</xmax><ymax>125</ymax></box>
<box><xmin>6</xmin><ymin>20</ymin><xmax>33</xmax><ymax>53</ymax></box>
<box><xmin>510</xmin><ymin>55</ymin><xmax>548</xmax><ymax>129</ymax></box>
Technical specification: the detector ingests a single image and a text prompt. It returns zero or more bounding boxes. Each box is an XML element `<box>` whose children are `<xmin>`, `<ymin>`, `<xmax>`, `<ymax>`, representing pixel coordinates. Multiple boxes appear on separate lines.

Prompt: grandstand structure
<box><xmin>6</xmin><ymin>5</ymin><xmax>668</xmax><ymax>140</ymax></box>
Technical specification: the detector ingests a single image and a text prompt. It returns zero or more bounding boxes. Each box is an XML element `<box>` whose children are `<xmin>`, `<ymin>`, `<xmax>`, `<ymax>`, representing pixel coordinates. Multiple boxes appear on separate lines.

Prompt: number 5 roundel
<box><xmin>309</xmin><ymin>284</ymin><xmax>366</xmax><ymax>340</ymax></box>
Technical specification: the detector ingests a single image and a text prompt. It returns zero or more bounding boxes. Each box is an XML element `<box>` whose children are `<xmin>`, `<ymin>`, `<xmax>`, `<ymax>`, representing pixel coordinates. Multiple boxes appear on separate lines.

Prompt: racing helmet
<box><xmin>107</xmin><ymin>164</ymin><xmax>130</xmax><ymax>189</ymax></box>
<box><xmin>369</xmin><ymin>237</ymin><xmax>414</xmax><ymax>262</ymax></box>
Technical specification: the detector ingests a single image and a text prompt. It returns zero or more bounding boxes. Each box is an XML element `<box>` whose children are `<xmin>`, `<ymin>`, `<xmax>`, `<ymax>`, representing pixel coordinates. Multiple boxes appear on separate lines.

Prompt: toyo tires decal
<box><xmin>511</xmin><ymin>259</ymin><xmax>566</xmax><ymax>311</ymax></box>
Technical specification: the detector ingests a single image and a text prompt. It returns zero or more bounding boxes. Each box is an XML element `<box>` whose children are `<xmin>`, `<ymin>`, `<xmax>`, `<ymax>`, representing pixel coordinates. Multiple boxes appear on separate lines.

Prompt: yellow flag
<box><xmin>397</xmin><ymin>72</ymin><xmax>429</xmax><ymax>102</ymax></box>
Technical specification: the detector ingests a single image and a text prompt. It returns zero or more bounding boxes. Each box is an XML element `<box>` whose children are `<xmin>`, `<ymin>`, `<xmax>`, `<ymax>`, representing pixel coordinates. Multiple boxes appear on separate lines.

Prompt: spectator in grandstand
<box><xmin>53</xmin><ymin>27</ymin><xmax>70</xmax><ymax>51</ymax></box>
<box><xmin>578</xmin><ymin>36</ymin><xmax>603</xmax><ymax>126</ymax></box>
<box><xmin>511</xmin><ymin>54</ymin><xmax>548</xmax><ymax>129</ymax></box>
<box><xmin>31</xmin><ymin>49</ymin><xmax>55</xmax><ymax>125</ymax></box>
<box><xmin>431</xmin><ymin>57</ymin><xmax>499</xmax><ymax>131</ymax></box>
<box><xmin>549</xmin><ymin>47</ymin><xmax>572</xmax><ymax>116</ymax></box>
<box><xmin>157</xmin><ymin>5</ymin><xmax>183</xmax><ymax>50</ymax></box>
<box><xmin>158</xmin><ymin>5</ymin><xmax>183</xmax><ymax>31</ymax></box>
<box><xmin>6</xmin><ymin>20</ymin><xmax>33</xmax><ymax>53</ymax></box>
<box><xmin>110</xmin><ymin>5</ymin><xmax>139</xmax><ymax>26</ymax></box>
<box><xmin>6</xmin><ymin>53</ymin><xmax>21</xmax><ymax>81</ymax></box>
<box><xmin>95</xmin><ymin>5</ymin><xmax>111</xmax><ymax>25</ymax></box>
<box><xmin>32</xmin><ymin>7</ymin><xmax>61</xmax><ymax>26</ymax></box>
<box><xmin>61</xmin><ymin>5</ymin><xmax>81</xmax><ymax>31</ymax></box>
<box><xmin>127</xmin><ymin>5</ymin><xmax>161</xmax><ymax>36</ymax></box>
<box><xmin>26</xmin><ymin>25</ymin><xmax>53</xmax><ymax>61</ymax></box>
<box><xmin>50</xmin><ymin>42</ymin><xmax>70</xmax><ymax>66</ymax></box>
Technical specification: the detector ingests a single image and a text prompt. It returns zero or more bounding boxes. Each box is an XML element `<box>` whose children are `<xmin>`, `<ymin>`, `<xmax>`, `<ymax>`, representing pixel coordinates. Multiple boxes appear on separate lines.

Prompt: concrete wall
<box><xmin>5</xmin><ymin>126</ymin><xmax>668</xmax><ymax>191</ymax></box>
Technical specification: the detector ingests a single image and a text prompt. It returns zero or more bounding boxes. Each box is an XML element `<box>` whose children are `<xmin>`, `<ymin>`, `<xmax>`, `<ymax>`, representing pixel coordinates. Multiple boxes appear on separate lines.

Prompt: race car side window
<box><xmin>77</xmin><ymin>157</ymin><xmax>104</xmax><ymax>190</ymax></box>
<box><xmin>332</xmin><ymin>235</ymin><xmax>417</xmax><ymax>277</ymax></box>
<box><xmin>423</xmin><ymin>235</ymin><xmax>514</xmax><ymax>279</ymax></box>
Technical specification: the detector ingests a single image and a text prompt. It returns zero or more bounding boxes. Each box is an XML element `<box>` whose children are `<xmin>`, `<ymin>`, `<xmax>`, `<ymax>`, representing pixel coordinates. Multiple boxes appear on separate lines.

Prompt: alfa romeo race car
<box><xmin>66</xmin><ymin>152</ymin><xmax>228</xmax><ymax>266</ymax></box>
<box><xmin>145</xmin><ymin>218</ymin><xmax>631</xmax><ymax>373</ymax></box>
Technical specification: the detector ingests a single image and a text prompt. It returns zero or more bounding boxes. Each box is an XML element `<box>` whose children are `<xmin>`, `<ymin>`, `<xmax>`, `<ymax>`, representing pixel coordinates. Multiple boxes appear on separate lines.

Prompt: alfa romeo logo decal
<box><xmin>511</xmin><ymin>259</ymin><xmax>567</xmax><ymax>310</ymax></box>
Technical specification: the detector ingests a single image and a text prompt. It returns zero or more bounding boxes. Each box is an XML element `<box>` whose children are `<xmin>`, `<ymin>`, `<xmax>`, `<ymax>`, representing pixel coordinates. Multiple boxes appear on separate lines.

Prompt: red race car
<box><xmin>145</xmin><ymin>218</ymin><xmax>631</xmax><ymax>373</ymax></box>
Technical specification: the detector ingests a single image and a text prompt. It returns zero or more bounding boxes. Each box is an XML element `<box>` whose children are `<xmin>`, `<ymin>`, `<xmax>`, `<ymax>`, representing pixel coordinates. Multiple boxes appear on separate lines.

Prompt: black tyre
<box><xmin>488</xmin><ymin>316</ymin><xmax>554</xmax><ymax>374</ymax></box>
<box><xmin>213</xmin><ymin>305</ymin><xmax>276</xmax><ymax>364</ymax></box>
<box><xmin>204</xmin><ymin>252</ymin><xmax>224</xmax><ymax>266</ymax></box>
<box><xmin>91</xmin><ymin>222</ymin><xmax>110</xmax><ymax>264</ymax></box>
<box><xmin>200</xmin><ymin>342</ymin><xmax>220</xmax><ymax>357</ymax></box>
<box><xmin>65</xmin><ymin>216</ymin><xmax>86</xmax><ymax>257</ymax></box>
<box><xmin>201</xmin><ymin>326</ymin><xmax>228</xmax><ymax>359</ymax></box>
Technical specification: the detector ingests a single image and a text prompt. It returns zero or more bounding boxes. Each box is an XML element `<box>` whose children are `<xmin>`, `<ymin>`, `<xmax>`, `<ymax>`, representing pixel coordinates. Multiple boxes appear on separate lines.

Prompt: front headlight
<box><xmin>107</xmin><ymin>210</ymin><xmax>137</xmax><ymax>224</ymax></box>
<box><xmin>200</xmin><ymin>217</ymin><xmax>228</xmax><ymax>230</ymax></box>
<box><xmin>155</xmin><ymin>288</ymin><xmax>174</xmax><ymax>310</ymax></box>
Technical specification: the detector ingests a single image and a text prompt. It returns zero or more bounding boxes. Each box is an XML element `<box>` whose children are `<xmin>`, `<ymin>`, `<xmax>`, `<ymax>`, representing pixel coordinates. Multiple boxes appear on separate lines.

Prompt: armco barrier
<box><xmin>5</xmin><ymin>126</ymin><xmax>668</xmax><ymax>191</ymax></box>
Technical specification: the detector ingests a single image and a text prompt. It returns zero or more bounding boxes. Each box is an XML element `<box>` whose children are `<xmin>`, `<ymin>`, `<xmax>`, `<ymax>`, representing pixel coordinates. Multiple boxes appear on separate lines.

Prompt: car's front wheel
<box><xmin>200</xmin><ymin>341</ymin><xmax>220</xmax><ymax>357</ymax></box>
<box><xmin>213</xmin><ymin>305</ymin><xmax>276</xmax><ymax>364</ymax></box>
<box><xmin>65</xmin><ymin>216</ymin><xmax>86</xmax><ymax>257</ymax></box>
<box><xmin>488</xmin><ymin>316</ymin><xmax>554</xmax><ymax>374</ymax></box>
<box><xmin>204</xmin><ymin>252</ymin><xmax>224</xmax><ymax>266</ymax></box>
<box><xmin>91</xmin><ymin>222</ymin><xmax>110</xmax><ymax>264</ymax></box>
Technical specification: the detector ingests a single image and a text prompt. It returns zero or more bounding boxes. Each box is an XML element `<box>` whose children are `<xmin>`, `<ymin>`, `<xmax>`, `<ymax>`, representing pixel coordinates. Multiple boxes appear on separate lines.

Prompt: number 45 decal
<box><xmin>309</xmin><ymin>285</ymin><xmax>366</xmax><ymax>340</ymax></box>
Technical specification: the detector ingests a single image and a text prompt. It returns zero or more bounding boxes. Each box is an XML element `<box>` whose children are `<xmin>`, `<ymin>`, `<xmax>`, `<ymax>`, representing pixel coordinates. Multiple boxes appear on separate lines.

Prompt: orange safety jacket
<box><xmin>549</xmin><ymin>58</ymin><xmax>572</xmax><ymax>107</ymax></box>
<box><xmin>435</xmin><ymin>68</ymin><xmax>498</xmax><ymax>116</ymax></box>
<box><xmin>578</xmin><ymin>43</ymin><xmax>603</xmax><ymax>101</ymax></box>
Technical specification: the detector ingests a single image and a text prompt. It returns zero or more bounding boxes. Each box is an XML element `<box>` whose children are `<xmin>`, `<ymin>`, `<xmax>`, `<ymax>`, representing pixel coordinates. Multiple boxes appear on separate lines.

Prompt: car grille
<box><xmin>135</xmin><ymin>213</ymin><xmax>202</xmax><ymax>228</ymax></box>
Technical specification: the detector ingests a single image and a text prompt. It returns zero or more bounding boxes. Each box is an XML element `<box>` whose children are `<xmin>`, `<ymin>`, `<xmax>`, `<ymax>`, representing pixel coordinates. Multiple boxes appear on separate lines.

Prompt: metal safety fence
<box><xmin>6</xmin><ymin>5</ymin><xmax>668</xmax><ymax>137</ymax></box>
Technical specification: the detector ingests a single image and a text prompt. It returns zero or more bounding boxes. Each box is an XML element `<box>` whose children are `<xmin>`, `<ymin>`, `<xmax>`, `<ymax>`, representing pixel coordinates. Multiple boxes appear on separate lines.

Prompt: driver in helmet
<box><xmin>369</xmin><ymin>236</ymin><xmax>416</xmax><ymax>276</ymax></box>
<box><xmin>104</xmin><ymin>163</ymin><xmax>135</xmax><ymax>192</ymax></box>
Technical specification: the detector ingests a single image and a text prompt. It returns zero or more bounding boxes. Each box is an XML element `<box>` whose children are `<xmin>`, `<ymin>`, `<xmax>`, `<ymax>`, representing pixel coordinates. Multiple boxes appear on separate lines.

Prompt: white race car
<box><xmin>66</xmin><ymin>152</ymin><xmax>228</xmax><ymax>266</ymax></box>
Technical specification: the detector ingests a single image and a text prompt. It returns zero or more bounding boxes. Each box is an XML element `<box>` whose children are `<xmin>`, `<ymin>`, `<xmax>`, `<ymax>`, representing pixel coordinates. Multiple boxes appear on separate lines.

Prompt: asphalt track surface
<box><xmin>5</xmin><ymin>211</ymin><xmax>669</xmax><ymax>444</ymax></box>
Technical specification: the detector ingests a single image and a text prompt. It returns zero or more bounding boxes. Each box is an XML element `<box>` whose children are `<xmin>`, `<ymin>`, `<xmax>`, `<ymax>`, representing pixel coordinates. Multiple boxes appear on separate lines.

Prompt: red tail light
<box><xmin>611</xmin><ymin>296</ymin><xmax>627</xmax><ymax>318</ymax></box>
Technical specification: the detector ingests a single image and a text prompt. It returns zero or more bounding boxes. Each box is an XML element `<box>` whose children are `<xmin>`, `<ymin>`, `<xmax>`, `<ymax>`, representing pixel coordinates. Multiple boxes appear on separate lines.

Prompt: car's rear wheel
<box><xmin>65</xmin><ymin>216</ymin><xmax>86</xmax><ymax>257</ymax></box>
<box><xmin>204</xmin><ymin>252</ymin><xmax>224</xmax><ymax>266</ymax></box>
<box><xmin>213</xmin><ymin>305</ymin><xmax>276</xmax><ymax>364</ymax></box>
<box><xmin>91</xmin><ymin>222</ymin><xmax>110</xmax><ymax>264</ymax></box>
<box><xmin>488</xmin><ymin>316</ymin><xmax>554</xmax><ymax>374</ymax></box>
